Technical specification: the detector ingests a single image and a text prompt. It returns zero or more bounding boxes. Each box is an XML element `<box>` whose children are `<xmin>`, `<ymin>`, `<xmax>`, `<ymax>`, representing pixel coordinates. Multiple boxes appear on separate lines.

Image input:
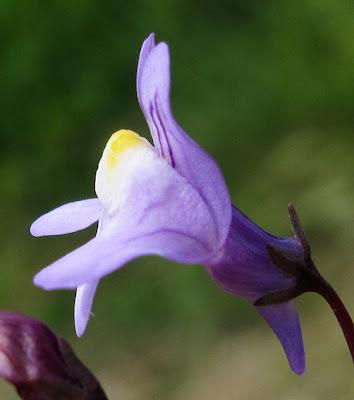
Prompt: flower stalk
<box><xmin>314</xmin><ymin>278</ymin><xmax>354</xmax><ymax>362</ymax></box>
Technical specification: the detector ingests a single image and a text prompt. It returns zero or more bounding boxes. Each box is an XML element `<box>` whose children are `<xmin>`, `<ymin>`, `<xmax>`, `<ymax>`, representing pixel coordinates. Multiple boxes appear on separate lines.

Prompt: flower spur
<box><xmin>31</xmin><ymin>34</ymin><xmax>354</xmax><ymax>375</ymax></box>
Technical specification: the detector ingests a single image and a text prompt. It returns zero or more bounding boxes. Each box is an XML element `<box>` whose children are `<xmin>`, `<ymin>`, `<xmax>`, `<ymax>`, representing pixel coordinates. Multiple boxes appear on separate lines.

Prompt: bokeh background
<box><xmin>1</xmin><ymin>1</ymin><xmax>353</xmax><ymax>398</ymax></box>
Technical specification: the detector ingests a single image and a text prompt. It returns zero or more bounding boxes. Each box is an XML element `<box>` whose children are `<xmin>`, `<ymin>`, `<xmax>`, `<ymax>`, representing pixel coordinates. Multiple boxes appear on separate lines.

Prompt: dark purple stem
<box><xmin>315</xmin><ymin>279</ymin><xmax>354</xmax><ymax>363</ymax></box>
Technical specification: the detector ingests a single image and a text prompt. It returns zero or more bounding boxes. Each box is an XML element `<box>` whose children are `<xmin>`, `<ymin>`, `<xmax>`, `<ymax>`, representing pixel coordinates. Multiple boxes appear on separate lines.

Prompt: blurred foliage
<box><xmin>0</xmin><ymin>1</ymin><xmax>353</xmax><ymax>399</ymax></box>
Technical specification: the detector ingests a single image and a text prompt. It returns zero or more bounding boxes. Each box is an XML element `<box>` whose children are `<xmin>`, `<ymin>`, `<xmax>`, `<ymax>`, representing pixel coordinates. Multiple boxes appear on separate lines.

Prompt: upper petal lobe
<box><xmin>137</xmin><ymin>35</ymin><xmax>231</xmax><ymax>247</ymax></box>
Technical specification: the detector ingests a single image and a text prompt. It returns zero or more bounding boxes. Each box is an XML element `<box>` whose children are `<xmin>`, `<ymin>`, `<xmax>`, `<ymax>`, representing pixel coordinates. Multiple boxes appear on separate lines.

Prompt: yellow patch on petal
<box><xmin>106</xmin><ymin>129</ymin><xmax>145</xmax><ymax>170</ymax></box>
<box><xmin>95</xmin><ymin>128</ymin><xmax>155</xmax><ymax>214</ymax></box>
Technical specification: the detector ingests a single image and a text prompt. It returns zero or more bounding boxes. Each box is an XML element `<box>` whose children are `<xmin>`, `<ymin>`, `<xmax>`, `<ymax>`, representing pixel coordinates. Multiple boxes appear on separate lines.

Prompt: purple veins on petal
<box><xmin>137</xmin><ymin>35</ymin><xmax>231</xmax><ymax>247</ymax></box>
<box><xmin>30</xmin><ymin>198</ymin><xmax>102</xmax><ymax>237</ymax></box>
<box><xmin>136</xmin><ymin>32</ymin><xmax>156</xmax><ymax>103</ymax></box>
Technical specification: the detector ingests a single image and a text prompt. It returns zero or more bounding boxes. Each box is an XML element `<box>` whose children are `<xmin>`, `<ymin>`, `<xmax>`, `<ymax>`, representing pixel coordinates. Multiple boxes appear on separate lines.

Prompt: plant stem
<box><xmin>315</xmin><ymin>279</ymin><xmax>354</xmax><ymax>362</ymax></box>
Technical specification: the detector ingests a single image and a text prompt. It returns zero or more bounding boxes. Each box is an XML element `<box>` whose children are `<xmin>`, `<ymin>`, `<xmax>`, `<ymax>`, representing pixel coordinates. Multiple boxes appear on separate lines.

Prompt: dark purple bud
<box><xmin>255</xmin><ymin>204</ymin><xmax>354</xmax><ymax>363</ymax></box>
<box><xmin>0</xmin><ymin>311</ymin><xmax>108</xmax><ymax>400</ymax></box>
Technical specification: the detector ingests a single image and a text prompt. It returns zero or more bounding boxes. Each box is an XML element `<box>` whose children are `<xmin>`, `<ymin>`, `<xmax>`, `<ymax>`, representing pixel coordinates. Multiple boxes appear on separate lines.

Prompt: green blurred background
<box><xmin>1</xmin><ymin>1</ymin><xmax>353</xmax><ymax>398</ymax></box>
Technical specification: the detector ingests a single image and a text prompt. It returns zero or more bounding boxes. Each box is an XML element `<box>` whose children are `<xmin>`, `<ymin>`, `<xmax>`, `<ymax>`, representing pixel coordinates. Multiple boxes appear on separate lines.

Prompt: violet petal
<box><xmin>74</xmin><ymin>281</ymin><xmax>99</xmax><ymax>337</ymax></box>
<box><xmin>34</xmin><ymin>155</ymin><xmax>215</xmax><ymax>289</ymax></box>
<box><xmin>30</xmin><ymin>198</ymin><xmax>102</xmax><ymax>237</ymax></box>
<box><xmin>34</xmin><ymin>228</ymin><xmax>211</xmax><ymax>289</ymax></box>
<box><xmin>137</xmin><ymin>35</ymin><xmax>231</xmax><ymax>247</ymax></box>
<box><xmin>73</xmin><ymin>210</ymin><xmax>111</xmax><ymax>336</ymax></box>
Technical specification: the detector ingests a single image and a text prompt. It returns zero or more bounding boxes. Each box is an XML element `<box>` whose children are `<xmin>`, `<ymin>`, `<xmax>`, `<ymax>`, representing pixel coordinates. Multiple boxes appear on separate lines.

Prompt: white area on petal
<box><xmin>95</xmin><ymin>129</ymin><xmax>159</xmax><ymax>215</ymax></box>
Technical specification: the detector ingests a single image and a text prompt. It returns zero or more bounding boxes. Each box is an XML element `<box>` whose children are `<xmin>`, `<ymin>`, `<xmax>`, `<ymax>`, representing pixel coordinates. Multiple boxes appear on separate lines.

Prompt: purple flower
<box><xmin>31</xmin><ymin>34</ymin><xmax>353</xmax><ymax>375</ymax></box>
<box><xmin>31</xmin><ymin>33</ymin><xmax>231</xmax><ymax>337</ymax></box>
<box><xmin>0</xmin><ymin>311</ymin><xmax>108</xmax><ymax>399</ymax></box>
